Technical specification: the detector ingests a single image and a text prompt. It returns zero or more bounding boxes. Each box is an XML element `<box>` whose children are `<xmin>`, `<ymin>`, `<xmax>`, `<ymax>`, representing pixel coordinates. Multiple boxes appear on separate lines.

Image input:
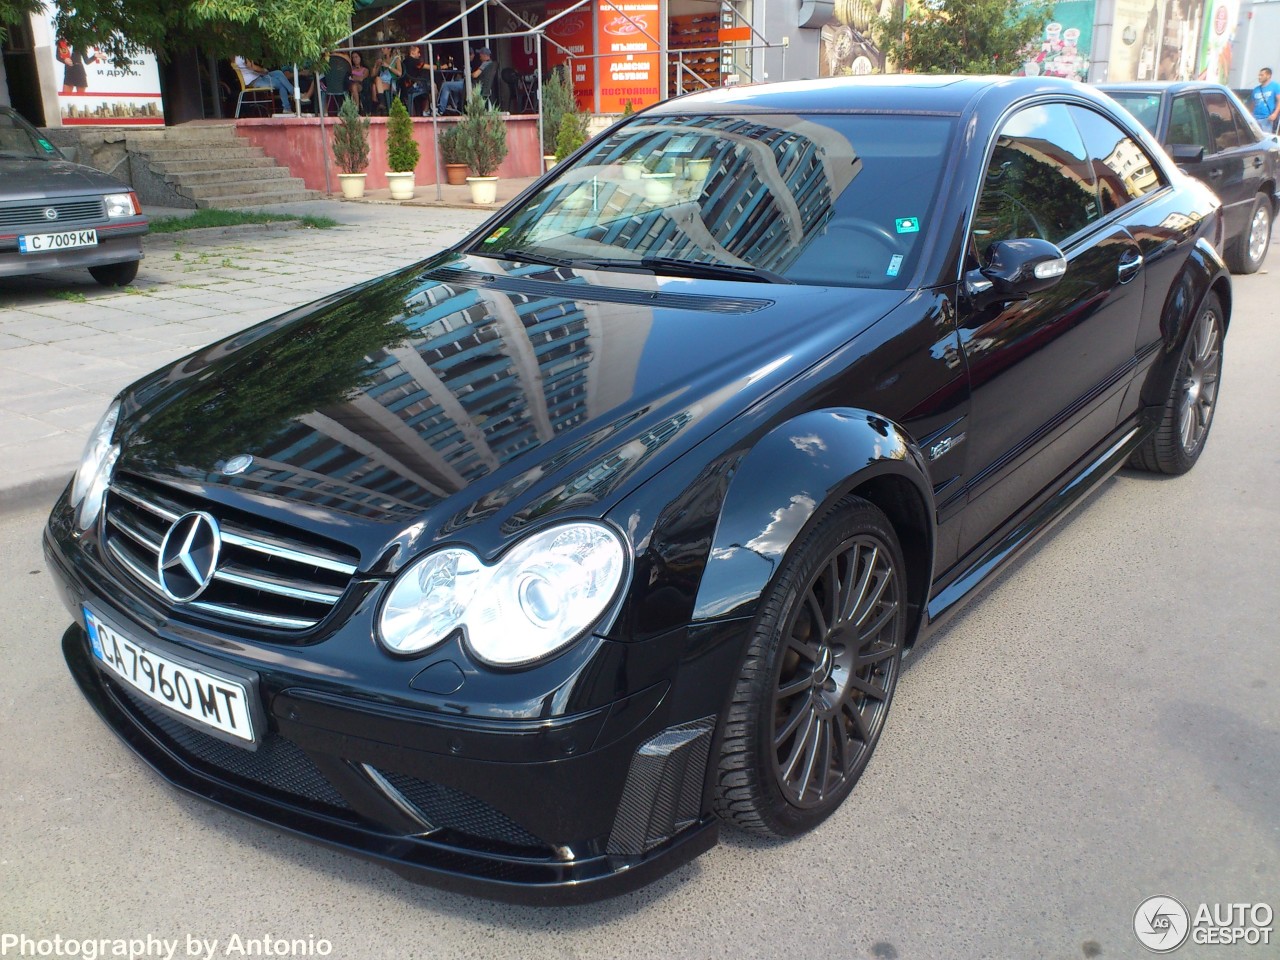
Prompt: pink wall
<box><xmin>235</xmin><ymin>115</ymin><xmax>542</xmax><ymax>192</ymax></box>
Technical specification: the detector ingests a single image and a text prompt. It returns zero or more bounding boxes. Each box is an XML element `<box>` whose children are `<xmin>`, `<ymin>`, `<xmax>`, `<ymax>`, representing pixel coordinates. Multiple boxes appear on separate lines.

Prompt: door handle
<box><xmin>1208</xmin><ymin>167</ymin><xmax>1224</xmax><ymax>178</ymax></box>
<box><xmin>1118</xmin><ymin>254</ymin><xmax>1143</xmax><ymax>284</ymax></box>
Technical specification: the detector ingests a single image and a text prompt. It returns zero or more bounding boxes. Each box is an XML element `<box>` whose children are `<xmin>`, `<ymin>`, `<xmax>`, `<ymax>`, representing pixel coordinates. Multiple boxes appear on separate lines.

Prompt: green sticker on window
<box><xmin>895</xmin><ymin>217</ymin><xmax>920</xmax><ymax>234</ymax></box>
<box><xmin>483</xmin><ymin>227</ymin><xmax>509</xmax><ymax>243</ymax></box>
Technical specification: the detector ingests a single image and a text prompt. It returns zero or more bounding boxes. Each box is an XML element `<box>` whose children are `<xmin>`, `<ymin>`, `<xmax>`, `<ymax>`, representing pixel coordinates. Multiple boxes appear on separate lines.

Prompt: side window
<box><xmin>1167</xmin><ymin>94</ymin><xmax>1212</xmax><ymax>152</ymax></box>
<box><xmin>1071</xmin><ymin>106</ymin><xmax>1165</xmax><ymax>213</ymax></box>
<box><xmin>971</xmin><ymin>103</ymin><xmax>1098</xmax><ymax>256</ymax></box>
<box><xmin>1203</xmin><ymin>92</ymin><xmax>1244</xmax><ymax>152</ymax></box>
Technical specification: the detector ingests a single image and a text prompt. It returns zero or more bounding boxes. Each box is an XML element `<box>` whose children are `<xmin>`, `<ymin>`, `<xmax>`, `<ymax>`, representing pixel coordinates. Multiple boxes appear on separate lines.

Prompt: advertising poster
<box><xmin>545</xmin><ymin>0</ymin><xmax>595</xmax><ymax>110</ymax></box>
<box><xmin>1196</xmin><ymin>0</ymin><xmax>1239</xmax><ymax>83</ymax></box>
<box><xmin>596</xmin><ymin>0</ymin><xmax>661</xmax><ymax>112</ymax></box>
<box><xmin>1014</xmin><ymin>0</ymin><xmax>1095</xmax><ymax>82</ymax></box>
<box><xmin>818</xmin><ymin>0</ymin><xmax>904</xmax><ymax>78</ymax></box>
<box><xmin>1158</xmin><ymin>0</ymin><xmax>1204</xmax><ymax>80</ymax></box>
<box><xmin>1107</xmin><ymin>0</ymin><xmax>1161</xmax><ymax>81</ymax></box>
<box><xmin>34</xmin><ymin>8</ymin><xmax>163</xmax><ymax>125</ymax></box>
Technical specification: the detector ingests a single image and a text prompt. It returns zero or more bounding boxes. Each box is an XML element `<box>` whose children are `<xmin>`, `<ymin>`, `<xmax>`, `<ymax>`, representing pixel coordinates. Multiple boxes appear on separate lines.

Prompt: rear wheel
<box><xmin>1129</xmin><ymin>293</ymin><xmax>1224</xmax><ymax>475</ymax></box>
<box><xmin>1225</xmin><ymin>193</ymin><xmax>1272</xmax><ymax>274</ymax></box>
<box><xmin>89</xmin><ymin>260</ymin><xmax>139</xmax><ymax>287</ymax></box>
<box><xmin>713</xmin><ymin>496</ymin><xmax>906</xmax><ymax>838</ymax></box>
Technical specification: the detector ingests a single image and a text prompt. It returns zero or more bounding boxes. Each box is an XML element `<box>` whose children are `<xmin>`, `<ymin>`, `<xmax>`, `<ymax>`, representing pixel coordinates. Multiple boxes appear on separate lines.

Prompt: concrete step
<box><xmin>146</xmin><ymin>156</ymin><xmax>278</xmax><ymax>174</ymax></box>
<box><xmin>194</xmin><ymin>188</ymin><xmax>321</xmax><ymax>209</ymax></box>
<box><xmin>125</xmin><ymin>126</ymin><xmax>240</xmax><ymax>144</ymax></box>
<box><xmin>165</xmin><ymin>167</ymin><xmax>293</xmax><ymax>187</ymax></box>
<box><xmin>131</xmin><ymin>145</ymin><xmax>268</xmax><ymax>163</ymax></box>
<box><xmin>179</xmin><ymin>177</ymin><xmax>311</xmax><ymax>200</ymax></box>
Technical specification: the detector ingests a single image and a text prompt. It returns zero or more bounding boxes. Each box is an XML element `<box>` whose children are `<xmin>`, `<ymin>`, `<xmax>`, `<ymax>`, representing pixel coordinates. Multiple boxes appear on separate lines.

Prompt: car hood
<box><xmin>0</xmin><ymin>156</ymin><xmax>128</xmax><ymax>199</ymax></box>
<box><xmin>116</xmin><ymin>252</ymin><xmax>907</xmax><ymax>573</ymax></box>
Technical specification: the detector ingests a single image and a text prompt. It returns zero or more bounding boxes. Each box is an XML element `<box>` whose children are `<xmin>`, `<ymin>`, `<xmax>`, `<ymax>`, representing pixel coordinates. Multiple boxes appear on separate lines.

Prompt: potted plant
<box><xmin>385</xmin><ymin>96</ymin><xmax>419</xmax><ymax>200</ymax></box>
<box><xmin>540</xmin><ymin>67</ymin><xmax>574</xmax><ymax>171</ymax></box>
<box><xmin>332</xmin><ymin>98</ymin><xmax>370</xmax><ymax>199</ymax></box>
<box><xmin>554</xmin><ymin>110</ymin><xmax>588</xmax><ymax>163</ymax></box>
<box><xmin>456</xmin><ymin>89</ymin><xmax>508</xmax><ymax>204</ymax></box>
<box><xmin>438</xmin><ymin>125</ymin><xmax>468</xmax><ymax>186</ymax></box>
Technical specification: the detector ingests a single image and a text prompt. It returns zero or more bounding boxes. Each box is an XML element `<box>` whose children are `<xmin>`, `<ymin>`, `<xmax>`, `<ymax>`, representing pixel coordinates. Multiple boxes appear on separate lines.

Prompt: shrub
<box><xmin>385</xmin><ymin>96</ymin><xmax>419</xmax><ymax>173</ymax></box>
<box><xmin>331</xmin><ymin>97</ymin><xmax>370</xmax><ymax>174</ymax></box>
<box><xmin>540</xmin><ymin>66</ymin><xmax>575</xmax><ymax>155</ymax></box>
<box><xmin>438</xmin><ymin>124</ymin><xmax>464</xmax><ymax>165</ymax></box>
<box><xmin>554</xmin><ymin>110</ymin><xmax>588</xmax><ymax>161</ymax></box>
<box><xmin>456</xmin><ymin>90</ymin><xmax>508</xmax><ymax>177</ymax></box>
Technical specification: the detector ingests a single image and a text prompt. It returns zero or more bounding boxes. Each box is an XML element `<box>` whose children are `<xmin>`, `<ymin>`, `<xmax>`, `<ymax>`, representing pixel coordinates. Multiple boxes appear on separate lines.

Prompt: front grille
<box><xmin>102</xmin><ymin>474</ymin><xmax>359</xmax><ymax>633</ymax></box>
<box><xmin>374</xmin><ymin>767</ymin><xmax>544</xmax><ymax>850</ymax></box>
<box><xmin>116</xmin><ymin>685</ymin><xmax>353</xmax><ymax>813</ymax></box>
<box><xmin>0</xmin><ymin>198</ymin><xmax>105</xmax><ymax>229</ymax></box>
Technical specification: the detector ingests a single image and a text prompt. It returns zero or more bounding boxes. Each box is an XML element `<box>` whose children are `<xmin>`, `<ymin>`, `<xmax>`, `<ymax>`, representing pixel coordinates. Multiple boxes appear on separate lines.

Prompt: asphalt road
<box><xmin>2</xmin><ymin>267</ymin><xmax>1277</xmax><ymax>960</ymax></box>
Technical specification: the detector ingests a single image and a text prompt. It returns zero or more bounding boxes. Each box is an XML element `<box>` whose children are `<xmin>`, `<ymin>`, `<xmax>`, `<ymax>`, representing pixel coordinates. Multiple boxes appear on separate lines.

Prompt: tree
<box><xmin>3</xmin><ymin>0</ymin><xmax>353</xmax><ymax>69</ymax></box>
<box><xmin>875</xmin><ymin>0</ymin><xmax>1049</xmax><ymax>75</ymax></box>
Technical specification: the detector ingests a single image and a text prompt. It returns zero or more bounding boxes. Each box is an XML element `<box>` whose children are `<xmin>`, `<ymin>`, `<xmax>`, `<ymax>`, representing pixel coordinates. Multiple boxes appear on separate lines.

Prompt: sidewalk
<box><xmin>0</xmin><ymin>198</ymin><xmax>494</xmax><ymax>509</ymax></box>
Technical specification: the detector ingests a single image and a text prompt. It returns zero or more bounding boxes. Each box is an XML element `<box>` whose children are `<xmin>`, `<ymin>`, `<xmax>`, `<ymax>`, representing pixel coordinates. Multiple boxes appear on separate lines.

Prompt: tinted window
<box><xmin>972</xmin><ymin>103</ymin><xmax>1097</xmax><ymax>254</ymax></box>
<box><xmin>1203</xmin><ymin>91</ymin><xmax>1245</xmax><ymax>152</ymax></box>
<box><xmin>480</xmin><ymin>113</ymin><xmax>956</xmax><ymax>289</ymax></box>
<box><xmin>0</xmin><ymin>109</ymin><xmax>50</xmax><ymax>158</ymax></box>
<box><xmin>1167</xmin><ymin>93</ymin><xmax>1212</xmax><ymax>152</ymax></box>
<box><xmin>1107</xmin><ymin>92</ymin><xmax>1162</xmax><ymax>135</ymax></box>
<box><xmin>1071</xmin><ymin>106</ymin><xmax>1164</xmax><ymax>213</ymax></box>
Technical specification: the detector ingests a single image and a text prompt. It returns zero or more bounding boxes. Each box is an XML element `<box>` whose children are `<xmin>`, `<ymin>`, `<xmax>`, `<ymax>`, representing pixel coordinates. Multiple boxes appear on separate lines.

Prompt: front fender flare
<box><xmin>691</xmin><ymin>409</ymin><xmax>935</xmax><ymax>627</ymax></box>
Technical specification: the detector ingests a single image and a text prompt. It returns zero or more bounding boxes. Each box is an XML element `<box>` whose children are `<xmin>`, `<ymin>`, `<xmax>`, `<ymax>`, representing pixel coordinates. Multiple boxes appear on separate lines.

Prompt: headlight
<box><xmin>70</xmin><ymin>400</ymin><xmax>121</xmax><ymax>530</ymax></box>
<box><xmin>378</xmin><ymin>522</ymin><xmax>628</xmax><ymax>666</ymax></box>
<box><xmin>103</xmin><ymin>192</ymin><xmax>140</xmax><ymax>218</ymax></box>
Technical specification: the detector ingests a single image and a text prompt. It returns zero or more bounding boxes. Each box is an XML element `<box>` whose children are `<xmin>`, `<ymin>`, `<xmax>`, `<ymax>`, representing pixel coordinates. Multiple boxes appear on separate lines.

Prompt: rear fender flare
<box><xmin>691</xmin><ymin>409</ymin><xmax>935</xmax><ymax>635</ymax></box>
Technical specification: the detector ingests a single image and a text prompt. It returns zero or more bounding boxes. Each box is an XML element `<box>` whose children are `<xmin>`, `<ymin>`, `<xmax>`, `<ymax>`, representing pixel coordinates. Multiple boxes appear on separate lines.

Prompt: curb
<box><xmin>144</xmin><ymin>220</ymin><xmax>317</xmax><ymax>243</ymax></box>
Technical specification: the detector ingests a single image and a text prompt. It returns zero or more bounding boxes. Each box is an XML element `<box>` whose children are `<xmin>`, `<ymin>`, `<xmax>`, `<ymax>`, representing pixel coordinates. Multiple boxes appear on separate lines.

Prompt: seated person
<box><xmin>437</xmin><ymin>46</ymin><xmax>496</xmax><ymax>114</ymax></box>
<box><xmin>234</xmin><ymin>55</ymin><xmax>297</xmax><ymax>113</ymax></box>
<box><xmin>347</xmin><ymin>52</ymin><xmax>370</xmax><ymax>112</ymax></box>
<box><xmin>320</xmin><ymin>51</ymin><xmax>351</xmax><ymax>113</ymax></box>
<box><xmin>372</xmin><ymin>46</ymin><xmax>401</xmax><ymax>114</ymax></box>
<box><xmin>400</xmin><ymin>45</ymin><xmax>436</xmax><ymax>115</ymax></box>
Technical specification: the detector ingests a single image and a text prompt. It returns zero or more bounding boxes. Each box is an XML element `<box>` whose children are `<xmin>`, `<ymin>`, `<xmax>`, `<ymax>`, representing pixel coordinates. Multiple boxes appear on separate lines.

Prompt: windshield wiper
<box><xmin>477</xmin><ymin>249</ymin><xmax>577</xmax><ymax>268</ymax></box>
<box><xmin>582</xmin><ymin>256</ymin><xmax>793</xmax><ymax>284</ymax></box>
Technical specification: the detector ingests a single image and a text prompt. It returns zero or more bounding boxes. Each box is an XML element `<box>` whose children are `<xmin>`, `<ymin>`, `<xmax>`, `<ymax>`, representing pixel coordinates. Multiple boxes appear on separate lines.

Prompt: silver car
<box><xmin>1</xmin><ymin>105</ymin><xmax>148</xmax><ymax>286</ymax></box>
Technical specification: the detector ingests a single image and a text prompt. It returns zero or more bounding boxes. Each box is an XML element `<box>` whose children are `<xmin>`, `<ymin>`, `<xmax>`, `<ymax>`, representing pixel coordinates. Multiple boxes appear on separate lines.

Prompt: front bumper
<box><xmin>0</xmin><ymin>220</ymin><xmax>146</xmax><ymax>277</ymax></box>
<box><xmin>45</xmin><ymin>509</ymin><xmax>730</xmax><ymax>904</ymax></box>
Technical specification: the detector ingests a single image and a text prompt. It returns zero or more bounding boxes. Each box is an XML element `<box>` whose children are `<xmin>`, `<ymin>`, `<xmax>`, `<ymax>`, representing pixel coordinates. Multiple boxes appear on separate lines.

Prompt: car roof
<box><xmin>648</xmin><ymin>75</ymin><xmax>1109</xmax><ymax>118</ymax></box>
<box><xmin>1097</xmin><ymin>80</ymin><xmax>1231</xmax><ymax>96</ymax></box>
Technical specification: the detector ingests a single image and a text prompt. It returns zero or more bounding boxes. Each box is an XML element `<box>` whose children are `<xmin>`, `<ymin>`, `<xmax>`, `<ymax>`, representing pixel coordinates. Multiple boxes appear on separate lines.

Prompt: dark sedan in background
<box><xmin>45</xmin><ymin>76</ymin><xmax>1230</xmax><ymax>902</ymax></box>
<box><xmin>0</xmin><ymin>105</ymin><xmax>147</xmax><ymax>286</ymax></box>
<box><xmin>1101</xmin><ymin>81</ymin><xmax>1279</xmax><ymax>273</ymax></box>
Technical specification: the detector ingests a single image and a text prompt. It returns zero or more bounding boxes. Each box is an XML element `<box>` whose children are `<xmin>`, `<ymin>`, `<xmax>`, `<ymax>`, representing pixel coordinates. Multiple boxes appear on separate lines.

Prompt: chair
<box><xmin>232</xmin><ymin>65</ymin><xmax>276</xmax><ymax>118</ymax></box>
<box><xmin>320</xmin><ymin>57</ymin><xmax>351</xmax><ymax>115</ymax></box>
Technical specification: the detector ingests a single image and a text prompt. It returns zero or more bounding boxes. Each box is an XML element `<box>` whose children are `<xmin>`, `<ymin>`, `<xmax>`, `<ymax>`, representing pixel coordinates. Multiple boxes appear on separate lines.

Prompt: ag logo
<box><xmin>1134</xmin><ymin>895</ymin><xmax>1190</xmax><ymax>953</ymax></box>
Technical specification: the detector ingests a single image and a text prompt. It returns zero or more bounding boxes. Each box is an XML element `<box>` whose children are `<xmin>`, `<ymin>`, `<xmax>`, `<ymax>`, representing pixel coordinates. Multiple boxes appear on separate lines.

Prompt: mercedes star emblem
<box><xmin>157</xmin><ymin>511</ymin><xmax>222</xmax><ymax>602</ymax></box>
<box><xmin>222</xmin><ymin>454</ymin><xmax>254</xmax><ymax>476</ymax></box>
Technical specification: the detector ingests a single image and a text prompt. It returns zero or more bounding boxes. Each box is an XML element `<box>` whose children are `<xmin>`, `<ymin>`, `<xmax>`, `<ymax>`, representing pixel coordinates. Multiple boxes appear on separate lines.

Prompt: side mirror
<box><xmin>965</xmin><ymin>238</ymin><xmax>1067</xmax><ymax>309</ymax></box>
<box><xmin>1168</xmin><ymin>142</ymin><xmax>1206</xmax><ymax>164</ymax></box>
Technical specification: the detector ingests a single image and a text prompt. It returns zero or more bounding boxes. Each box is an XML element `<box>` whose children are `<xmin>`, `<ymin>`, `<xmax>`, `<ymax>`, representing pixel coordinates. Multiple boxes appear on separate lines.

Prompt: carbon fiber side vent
<box><xmin>607</xmin><ymin>716</ymin><xmax>716</xmax><ymax>857</ymax></box>
<box><xmin>426</xmin><ymin>266</ymin><xmax>773</xmax><ymax>314</ymax></box>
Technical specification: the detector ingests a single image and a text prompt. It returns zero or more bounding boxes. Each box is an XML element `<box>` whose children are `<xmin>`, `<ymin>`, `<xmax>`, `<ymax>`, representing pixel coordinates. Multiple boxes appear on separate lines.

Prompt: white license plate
<box><xmin>84</xmin><ymin>606</ymin><xmax>256</xmax><ymax>743</ymax></box>
<box><xmin>18</xmin><ymin>228</ymin><xmax>98</xmax><ymax>254</ymax></box>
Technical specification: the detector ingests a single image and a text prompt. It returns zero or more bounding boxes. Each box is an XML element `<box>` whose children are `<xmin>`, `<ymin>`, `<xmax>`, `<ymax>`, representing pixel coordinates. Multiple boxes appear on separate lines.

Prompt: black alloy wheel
<box><xmin>714</xmin><ymin>496</ymin><xmax>906</xmax><ymax>837</ymax></box>
<box><xmin>1130</xmin><ymin>292</ymin><xmax>1224</xmax><ymax>475</ymax></box>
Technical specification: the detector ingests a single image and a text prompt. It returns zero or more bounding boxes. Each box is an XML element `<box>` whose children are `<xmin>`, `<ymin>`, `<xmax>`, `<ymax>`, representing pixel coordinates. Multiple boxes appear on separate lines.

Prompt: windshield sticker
<box><xmin>38</xmin><ymin>139</ymin><xmax>56</xmax><ymax>151</ymax></box>
<box><xmin>483</xmin><ymin>227</ymin><xmax>509</xmax><ymax>244</ymax></box>
<box><xmin>895</xmin><ymin>217</ymin><xmax>920</xmax><ymax>234</ymax></box>
<box><xmin>886</xmin><ymin>254</ymin><xmax>904</xmax><ymax>277</ymax></box>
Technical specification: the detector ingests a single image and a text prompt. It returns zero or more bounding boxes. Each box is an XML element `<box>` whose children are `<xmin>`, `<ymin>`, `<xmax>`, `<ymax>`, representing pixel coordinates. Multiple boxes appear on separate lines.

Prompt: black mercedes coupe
<box><xmin>44</xmin><ymin>76</ymin><xmax>1230</xmax><ymax>903</ymax></box>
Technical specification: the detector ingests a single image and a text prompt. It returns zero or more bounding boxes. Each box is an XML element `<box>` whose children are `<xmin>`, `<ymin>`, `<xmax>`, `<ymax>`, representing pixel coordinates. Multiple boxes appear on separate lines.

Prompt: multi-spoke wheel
<box><xmin>1129</xmin><ymin>293</ymin><xmax>1224</xmax><ymax>475</ymax></box>
<box><xmin>1225</xmin><ymin>193</ymin><xmax>1272</xmax><ymax>274</ymax></box>
<box><xmin>714</xmin><ymin>496</ymin><xmax>906</xmax><ymax>837</ymax></box>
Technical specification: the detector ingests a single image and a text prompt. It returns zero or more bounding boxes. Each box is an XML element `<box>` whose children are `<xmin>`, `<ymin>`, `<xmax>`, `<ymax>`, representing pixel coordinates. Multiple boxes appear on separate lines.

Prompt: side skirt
<box><xmin>922</xmin><ymin>422</ymin><xmax>1147</xmax><ymax>635</ymax></box>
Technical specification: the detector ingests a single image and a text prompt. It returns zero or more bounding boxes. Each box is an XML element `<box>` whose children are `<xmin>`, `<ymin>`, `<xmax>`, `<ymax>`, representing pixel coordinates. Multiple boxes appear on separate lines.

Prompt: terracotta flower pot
<box><xmin>445</xmin><ymin>163</ymin><xmax>469</xmax><ymax>186</ymax></box>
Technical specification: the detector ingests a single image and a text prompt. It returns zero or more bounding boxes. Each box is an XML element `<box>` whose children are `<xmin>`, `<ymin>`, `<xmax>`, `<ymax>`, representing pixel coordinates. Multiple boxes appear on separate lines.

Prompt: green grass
<box><xmin>149</xmin><ymin>210</ymin><xmax>340</xmax><ymax>234</ymax></box>
<box><xmin>52</xmin><ymin>290</ymin><xmax>88</xmax><ymax>303</ymax></box>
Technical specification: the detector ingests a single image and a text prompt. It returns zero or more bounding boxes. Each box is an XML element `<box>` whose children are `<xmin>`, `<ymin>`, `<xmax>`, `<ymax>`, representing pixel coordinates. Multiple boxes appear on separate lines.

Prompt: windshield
<box><xmin>475</xmin><ymin>112</ymin><xmax>955</xmax><ymax>288</ymax></box>
<box><xmin>0</xmin><ymin>109</ymin><xmax>59</xmax><ymax>159</ymax></box>
<box><xmin>1106</xmin><ymin>93</ymin><xmax>1163</xmax><ymax>136</ymax></box>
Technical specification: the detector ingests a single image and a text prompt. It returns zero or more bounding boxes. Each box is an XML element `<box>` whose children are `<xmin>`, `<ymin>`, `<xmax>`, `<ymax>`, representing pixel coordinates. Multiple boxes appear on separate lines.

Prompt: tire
<box><xmin>89</xmin><ymin>260</ymin><xmax>139</xmax><ymax>287</ymax></box>
<box><xmin>713</xmin><ymin>495</ymin><xmax>907</xmax><ymax>838</ymax></box>
<box><xmin>1225</xmin><ymin>193</ymin><xmax>1272</xmax><ymax>274</ymax></box>
<box><xmin>1129</xmin><ymin>292</ymin><xmax>1224</xmax><ymax>475</ymax></box>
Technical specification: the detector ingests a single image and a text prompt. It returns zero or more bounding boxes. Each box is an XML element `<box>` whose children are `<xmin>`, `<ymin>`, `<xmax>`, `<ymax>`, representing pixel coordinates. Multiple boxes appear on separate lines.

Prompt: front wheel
<box><xmin>89</xmin><ymin>260</ymin><xmax>139</xmax><ymax>287</ymax></box>
<box><xmin>1129</xmin><ymin>293</ymin><xmax>1224</xmax><ymax>475</ymax></box>
<box><xmin>1225</xmin><ymin>193</ymin><xmax>1272</xmax><ymax>274</ymax></box>
<box><xmin>713</xmin><ymin>496</ymin><xmax>906</xmax><ymax>838</ymax></box>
